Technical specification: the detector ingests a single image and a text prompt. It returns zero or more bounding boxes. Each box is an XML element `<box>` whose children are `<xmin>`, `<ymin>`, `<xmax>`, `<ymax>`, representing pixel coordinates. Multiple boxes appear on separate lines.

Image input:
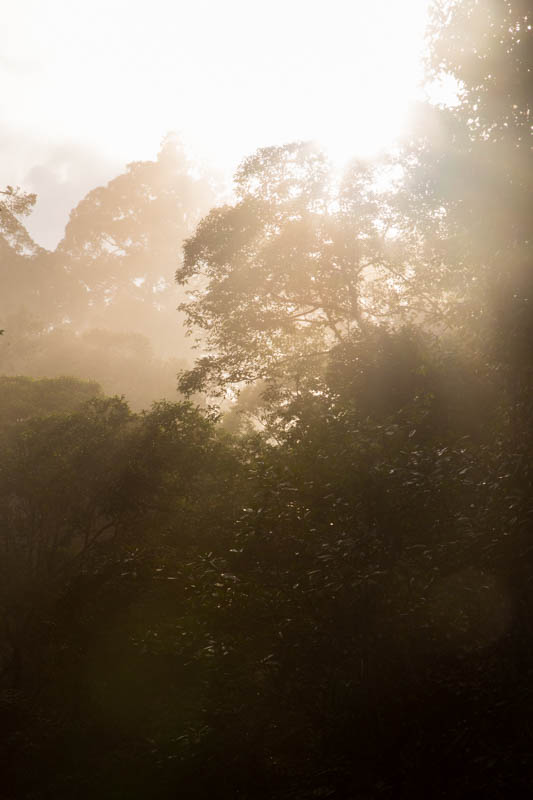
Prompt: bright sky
<box><xmin>2</xmin><ymin>0</ymin><xmax>429</xmax><ymax>246</ymax></box>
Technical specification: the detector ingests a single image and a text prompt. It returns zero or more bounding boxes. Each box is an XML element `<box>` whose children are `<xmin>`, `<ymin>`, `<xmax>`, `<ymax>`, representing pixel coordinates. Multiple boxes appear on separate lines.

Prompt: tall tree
<box><xmin>1</xmin><ymin>138</ymin><xmax>217</xmax><ymax>407</ymax></box>
<box><xmin>176</xmin><ymin>142</ymin><xmax>437</xmax><ymax>398</ymax></box>
<box><xmin>57</xmin><ymin>134</ymin><xmax>216</xmax><ymax>355</ymax></box>
<box><xmin>408</xmin><ymin>0</ymin><xmax>532</xmax><ymax>312</ymax></box>
<box><xmin>412</xmin><ymin>0</ymin><xmax>533</xmax><ymax>415</ymax></box>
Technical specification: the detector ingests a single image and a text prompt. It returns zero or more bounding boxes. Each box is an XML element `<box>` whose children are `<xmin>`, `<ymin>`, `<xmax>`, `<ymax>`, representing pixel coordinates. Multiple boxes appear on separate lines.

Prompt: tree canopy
<box><xmin>177</xmin><ymin>143</ymin><xmax>443</xmax><ymax>397</ymax></box>
<box><xmin>1</xmin><ymin>2</ymin><xmax>533</xmax><ymax>797</ymax></box>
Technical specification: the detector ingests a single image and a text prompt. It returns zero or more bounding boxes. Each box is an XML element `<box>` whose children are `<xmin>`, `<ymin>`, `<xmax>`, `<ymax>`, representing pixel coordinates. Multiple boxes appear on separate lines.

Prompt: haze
<box><xmin>3</xmin><ymin>0</ymin><xmax>428</xmax><ymax>247</ymax></box>
<box><xmin>1</xmin><ymin>1</ymin><xmax>532</xmax><ymax>795</ymax></box>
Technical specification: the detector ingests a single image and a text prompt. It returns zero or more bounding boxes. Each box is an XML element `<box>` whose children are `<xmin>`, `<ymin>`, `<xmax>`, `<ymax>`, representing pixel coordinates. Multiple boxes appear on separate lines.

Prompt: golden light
<box><xmin>6</xmin><ymin>0</ymin><xmax>430</xmax><ymax>177</ymax></box>
<box><xmin>279</xmin><ymin>1</ymin><xmax>431</xmax><ymax>164</ymax></box>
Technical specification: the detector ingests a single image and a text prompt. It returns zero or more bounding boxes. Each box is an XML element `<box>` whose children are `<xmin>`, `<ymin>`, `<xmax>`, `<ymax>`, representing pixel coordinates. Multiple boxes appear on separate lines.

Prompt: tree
<box><xmin>0</xmin><ymin>375</ymin><xmax>102</xmax><ymax>429</ymax></box>
<box><xmin>407</xmin><ymin>0</ymin><xmax>532</xmax><ymax>324</ymax></box>
<box><xmin>0</xmin><ymin>186</ymin><xmax>53</xmax><ymax>330</ymax></box>
<box><xmin>0</xmin><ymin>186</ymin><xmax>39</xmax><ymax>255</ymax></box>
<box><xmin>405</xmin><ymin>0</ymin><xmax>533</xmax><ymax>446</ymax></box>
<box><xmin>0</xmin><ymin>393</ymin><xmax>231</xmax><ymax>688</ymax></box>
<box><xmin>57</xmin><ymin>134</ymin><xmax>216</xmax><ymax>354</ymax></box>
<box><xmin>429</xmin><ymin>0</ymin><xmax>532</xmax><ymax>148</ymax></box>
<box><xmin>1</xmin><ymin>137</ymin><xmax>216</xmax><ymax>407</ymax></box>
<box><xmin>177</xmin><ymin>142</ymin><xmax>433</xmax><ymax>398</ymax></box>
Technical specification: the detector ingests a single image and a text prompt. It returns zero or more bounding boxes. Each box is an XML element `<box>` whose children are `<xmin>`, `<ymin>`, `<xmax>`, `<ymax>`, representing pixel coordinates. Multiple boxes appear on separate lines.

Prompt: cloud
<box><xmin>23</xmin><ymin>144</ymin><xmax>122</xmax><ymax>249</ymax></box>
<box><xmin>0</xmin><ymin>128</ymin><xmax>122</xmax><ymax>250</ymax></box>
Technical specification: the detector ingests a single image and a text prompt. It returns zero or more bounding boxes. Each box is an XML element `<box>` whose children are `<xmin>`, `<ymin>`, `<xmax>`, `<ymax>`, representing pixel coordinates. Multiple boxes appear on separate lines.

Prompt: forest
<box><xmin>0</xmin><ymin>1</ymin><xmax>532</xmax><ymax>797</ymax></box>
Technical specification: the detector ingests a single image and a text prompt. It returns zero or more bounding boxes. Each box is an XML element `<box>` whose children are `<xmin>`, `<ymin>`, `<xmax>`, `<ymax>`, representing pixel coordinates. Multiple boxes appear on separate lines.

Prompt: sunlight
<box><xmin>307</xmin><ymin>2</ymin><xmax>430</xmax><ymax>163</ymax></box>
<box><xmin>3</xmin><ymin>1</ymin><xmax>530</xmax><ymax>792</ymax></box>
<box><xmin>3</xmin><ymin>0</ymin><xmax>430</xmax><ymax>175</ymax></box>
<box><xmin>178</xmin><ymin>0</ymin><xmax>432</xmax><ymax>168</ymax></box>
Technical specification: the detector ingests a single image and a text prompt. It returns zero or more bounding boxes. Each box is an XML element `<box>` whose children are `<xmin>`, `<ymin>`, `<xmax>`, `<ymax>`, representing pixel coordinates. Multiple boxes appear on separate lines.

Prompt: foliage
<box><xmin>0</xmin><ymin>375</ymin><xmax>102</xmax><ymax>428</ymax></box>
<box><xmin>0</xmin><ymin>185</ymin><xmax>39</xmax><ymax>255</ymax></box>
<box><xmin>57</xmin><ymin>134</ymin><xmax>216</xmax><ymax>352</ymax></box>
<box><xmin>1</xmin><ymin>2</ymin><xmax>533</xmax><ymax>797</ymax></box>
<box><xmin>177</xmin><ymin>143</ymin><xmax>446</xmax><ymax>397</ymax></box>
<box><xmin>0</xmin><ymin>321</ymin><xmax>187</xmax><ymax>410</ymax></box>
<box><xmin>0</xmin><ymin>136</ymin><xmax>217</xmax><ymax>408</ymax></box>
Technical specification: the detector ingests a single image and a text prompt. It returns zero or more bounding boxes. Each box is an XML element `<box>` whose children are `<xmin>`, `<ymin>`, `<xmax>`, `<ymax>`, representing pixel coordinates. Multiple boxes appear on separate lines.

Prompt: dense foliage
<box><xmin>1</xmin><ymin>2</ymin><xmax>532</xmax><ymax>797</ymax></box>
<box><xmin>0</xmin><ymin>137</ymin><xmax>215</xmax><ymax>408</ymax></box>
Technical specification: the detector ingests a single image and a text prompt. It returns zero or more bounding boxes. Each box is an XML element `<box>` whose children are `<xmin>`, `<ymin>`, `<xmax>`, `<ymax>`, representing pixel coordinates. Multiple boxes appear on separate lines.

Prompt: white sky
<box><xmin>2</xmin><ymin>0</ymin><xmax>429</xmax><ymax>247</ymax></box>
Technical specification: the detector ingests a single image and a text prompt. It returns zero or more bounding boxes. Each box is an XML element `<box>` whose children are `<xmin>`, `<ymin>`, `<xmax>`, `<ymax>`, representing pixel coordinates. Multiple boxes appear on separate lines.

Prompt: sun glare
<box><xmin>177</xmin><ymin>0</ymin><xmax>431</xmax><ymax>169</ymax></box>
<box><xmin>5</xmin><ymin>0</ymin><xmax>430</xmax><ymax>184</ymax></box>
<box><xmin>301</xmin><ymin>3</ymin><xmax>430</xmax><ymax>164</ymax></box>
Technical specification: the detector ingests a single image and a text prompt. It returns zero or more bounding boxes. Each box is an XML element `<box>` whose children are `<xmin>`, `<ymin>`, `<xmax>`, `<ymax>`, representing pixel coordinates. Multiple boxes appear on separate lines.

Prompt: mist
<box><xmin>0</xmin><ymin>135</ymin><xmax>218</xmax><ymax>406</ymax></box>
<box><xmin>1</xmin><ymin>1</ymin><xmax>532</xmax><ymax>797</ymax></box>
